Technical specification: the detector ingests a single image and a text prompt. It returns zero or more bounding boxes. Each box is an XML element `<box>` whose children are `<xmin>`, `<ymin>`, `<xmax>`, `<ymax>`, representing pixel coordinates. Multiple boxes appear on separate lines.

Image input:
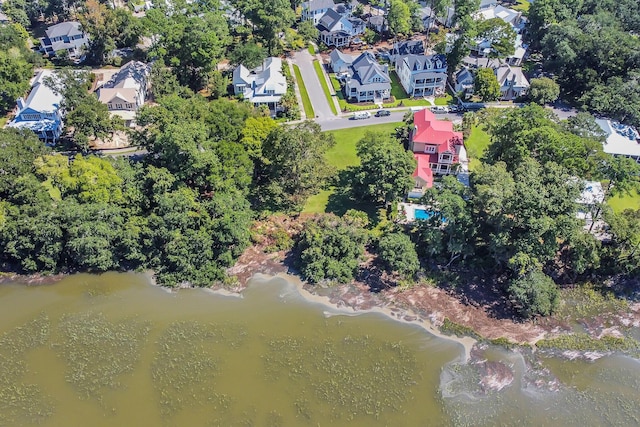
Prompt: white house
<box><xmin>596</xmin><ymin>119</ymin><xmax>640</xmax><ymax>164</ymax></box>
<box><xmin>8</xmin><ymin>70</ymin><xmax>64</xmax><ymax>144</ymax></box>
<box><xmin>344</xmin><ymin>52</ymin><xmax>391</xmax><ymax>103</ymax></box>
<box><xmin>97</xmin><ymin>61</ymin><xmax>150</xmax><ymax>127</ymax></box>
<box><xmin>317</xmin><ymin>8</ymin><xmax>365</xmax><ymax>47</ymax></box>
<box><xmin>472</xmin><ymin>5</ymin><xmax>527</xmax><ymax>66</ymax></box>
<box><xmin>232</xmin><ymin>57</ymin><xmax>287</xmax><ymax>113</ymax></box>
<box><xmin>576</xmin><ymin>180</ymin><xmax>605</xmax><ymax>224</ymax></box>
<box><xmin>395</xmin><ymin>54</ymin><xmax>447</xmax><ymax>97</ymax></box>
<box><xmin>39</xmin><ymin>21</ymin><xmax>89</xmax><ymax>62</ymax></box>
<box><xmin>495</xmin><ymin>64</ymin><xmax>529</xmax><ymax>100</ymax></box>
<box><xmin>390</xmin><ymin>39</ymin><xmax>425</xmax><ymax>66</ymax></box>
<box><xmin>301</xmin><ymin>0</ymin><xmax>336</xmax><ymax>25</ymax></box>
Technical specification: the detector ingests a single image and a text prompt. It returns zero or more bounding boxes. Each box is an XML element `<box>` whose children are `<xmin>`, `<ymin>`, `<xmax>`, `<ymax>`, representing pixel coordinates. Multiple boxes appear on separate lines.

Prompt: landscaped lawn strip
<box><xmin>293</xmin><ymin>64</ymin><xmax>315</xmax><ymax>118</ymax></box>
<box><xmin>313</xmin><ymin>60</ymin><xmax>338</xmax><ymax>115</ymax></box>
<box><xmin>608</xmin><ymin>190</ymin><xmax>640</xmax><ymax>213</ymax></box>
<box><xmin>390</xmin><ymin>70</ymin><xmax>453</xmax><ymax>106</ymax></box>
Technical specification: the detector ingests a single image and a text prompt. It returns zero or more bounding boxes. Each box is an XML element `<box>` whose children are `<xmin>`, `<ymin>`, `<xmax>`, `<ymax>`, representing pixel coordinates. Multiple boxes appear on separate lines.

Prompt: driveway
<box><xmin>292</xmin><ymin>50</ymin><xmax>335</xmax><ymax>120</ymax></box>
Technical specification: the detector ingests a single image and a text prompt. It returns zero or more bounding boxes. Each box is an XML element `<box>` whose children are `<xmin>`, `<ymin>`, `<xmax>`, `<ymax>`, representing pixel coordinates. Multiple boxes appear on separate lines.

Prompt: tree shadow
<box><xmin>325</xmin><ymin>169</ymin><xmax>383</xmax><ymax>227</ymax></box>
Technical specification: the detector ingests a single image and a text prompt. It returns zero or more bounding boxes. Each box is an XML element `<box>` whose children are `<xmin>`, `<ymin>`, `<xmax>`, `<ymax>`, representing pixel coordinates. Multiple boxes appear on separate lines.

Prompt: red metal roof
<box><xmin>412</xmin><ymin>153</ymin><xmax>434</xmax><ymax>188</ymax></box>
<box><xmin>412</xmin><ymin>109</ymin><xmax>463</xmax><ymax>148</ymax></box>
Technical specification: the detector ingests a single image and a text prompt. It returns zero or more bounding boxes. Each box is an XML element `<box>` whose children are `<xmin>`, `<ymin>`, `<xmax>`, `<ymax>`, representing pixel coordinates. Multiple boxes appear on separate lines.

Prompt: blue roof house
<box><xmin>8</xmin><ymin>70</ymin><xmax>64</xmax><ymax>144</ymax></box>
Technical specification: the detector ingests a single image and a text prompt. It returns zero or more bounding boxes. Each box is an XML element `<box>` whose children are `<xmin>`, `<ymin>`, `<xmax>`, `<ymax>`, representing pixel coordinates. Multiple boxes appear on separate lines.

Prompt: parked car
<box><xmin>375</xmin><ymin>109</ymin><xmax>391</xmax><ymax>117</ymax></box>
<box><xmin>352</xmin><ymin>111</ymin><xmax>371</xmax><ymax>120</ymax></box>
<box><xmin>432</xmin><ymin>106</ymin><xmax>449</xmax><ymax>114</ymax></box>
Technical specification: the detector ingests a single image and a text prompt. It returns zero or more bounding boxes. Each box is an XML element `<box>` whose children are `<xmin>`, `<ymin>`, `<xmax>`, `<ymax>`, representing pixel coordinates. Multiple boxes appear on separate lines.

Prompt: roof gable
<box><xmin>412</xmin><ymin>109</ymin><xmax>463</xmax><ymax>148</ymax></box>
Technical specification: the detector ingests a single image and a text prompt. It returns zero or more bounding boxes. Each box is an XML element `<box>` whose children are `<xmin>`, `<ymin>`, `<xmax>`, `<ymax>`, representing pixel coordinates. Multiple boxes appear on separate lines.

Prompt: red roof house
<box><xmin>408</xmin><ymin>109</ymin><xmax>465</xmax><ymax>196</ymax></box>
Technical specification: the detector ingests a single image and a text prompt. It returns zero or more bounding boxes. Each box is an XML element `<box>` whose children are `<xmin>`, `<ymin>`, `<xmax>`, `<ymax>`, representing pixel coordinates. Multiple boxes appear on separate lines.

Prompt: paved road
<box><xmin>291</xmin><ymin>50</ymin><xmax>335</xmax><ymax>119</ymax></box>
<box><xmin>317</xmin><ymin>111</ymin><xmax>462</xmax><ymax>131</ymax></box>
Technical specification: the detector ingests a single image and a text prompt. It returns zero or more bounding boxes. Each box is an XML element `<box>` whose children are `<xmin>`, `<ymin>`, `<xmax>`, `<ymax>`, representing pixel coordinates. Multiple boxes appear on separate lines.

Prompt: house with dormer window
<box><xmin>494</xmin><ymin>64</ymin><xmax>529</xmax><ymax>100</ymax></box>
<box><xmin>317</xmin><ymin>8</ymin><xmax>365</xmax><ymax>47</ymax></box>
<box><xmin>232</xmin><ymin>57</ymin><xmax>287</xmax><ymax>113</ymax></box>
<box><xmin>408</xmin><ymin>109</ymin><xmax>465</xmax><ymax>196</ymax></box>
<box><xmin>396</xmin><ymin>54</ymin><xmax>447</xmax><ymax>98</ymax></box>
<box><xmin>97</xmin><ymin>61</ymin><xmax>150</xmax><ymax>128</ymax></box>
<box><xmin>39</xmin><ymin>21</ymin><xmax>89</xmax><ymax>62</ymax></box>
<box><xmin>301</xmin><ymin>0</ymin><xmax>336</xmax><ymax>25</ymax></box>
<box><xmin>342</xmin><ymin>51</ymin><xmax>391</xmax><ymax>103</ymax></box>
<box><xmin>8</xmin><ymin>70</ymin><xmax>63</xmax><ymax>144</ymax></box>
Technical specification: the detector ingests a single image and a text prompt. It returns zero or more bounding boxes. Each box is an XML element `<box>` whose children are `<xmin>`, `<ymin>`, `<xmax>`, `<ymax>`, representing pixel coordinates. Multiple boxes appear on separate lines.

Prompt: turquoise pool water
<box><xmin>415</xmin><ymin>209</ymin><xmax>433</xmax><ymax>220</ymax></box>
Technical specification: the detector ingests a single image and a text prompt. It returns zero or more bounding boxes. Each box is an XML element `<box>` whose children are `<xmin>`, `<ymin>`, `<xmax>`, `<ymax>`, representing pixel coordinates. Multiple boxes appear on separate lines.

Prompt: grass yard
<box><xmin>308</xmin><ymin>44</ymin><xmax>316</xmax><ymax>55</ymax></box>
<box><xmin>465</xmin><ymin>125</ymin><xmax>491</xmax><ymax>170</ymax></box>
<box><xmin>313</xmin><ymin>60</ymin><xmax>338</xmax><ymax>115</ymax></box>
<box><xmin>390</xmin><ymin>71</ymin><xmax>453</xmax><ymax>106</ymax></box>
<box><xmin>303</xmin><ymin>122</ymin><xmax>403</xmax><ymax>214</ymax></box>
<box><xmin>512</xmin><ymin>0</ymin><xmax>530</xmax><ymax>13</ymax></box>
<box><xmin>607</xmin><ymin>190</ymin><xmax>640</xmax><ymax>213</ymax></box>
<box><xmin>293</xmin><ymin>64</ymin><xmax>315</xmax><ymax>118</ymax></box>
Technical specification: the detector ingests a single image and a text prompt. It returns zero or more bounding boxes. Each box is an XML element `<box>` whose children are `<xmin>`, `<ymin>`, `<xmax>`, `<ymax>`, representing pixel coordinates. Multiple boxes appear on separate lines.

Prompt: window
<box><xmin>424</xmin><ymin>145</ymin><xmax>436</xmax><ymax>153</ymax></box>
<box><xmin>22</xmin><ymin>114</ymin><xmax>41</xmax><ymax>121</ymax></box>
<box><xmin>115</xmin><ymin>104</ymin><xmax>123</xmax><ymax>109</ymax></box>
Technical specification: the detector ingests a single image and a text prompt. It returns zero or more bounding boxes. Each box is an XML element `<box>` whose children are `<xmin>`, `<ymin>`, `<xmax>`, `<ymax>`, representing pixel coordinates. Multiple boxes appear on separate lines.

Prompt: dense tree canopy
<box><xmin>527</xmin><ymin>0</ymin><xmax>640</xmax><ymax>127</ymax></box>
<box><xmin>349</xmin><ymin>132</ymin><xmax>416</xmax><ymax>205</ymax></box>
<box><xmin>295</xmin><ymin>214</ymin><xmax>369</xmax><ymax>284</ymax></box>
<box><xmin>0</xmin><ymin>24</ymin><xmax>36</xmax><ymax>114</ymax></box>
<box><xmin>255</xmin><ymin>121</ymin><xmax>335</xmax><ymax>212</ymax></box>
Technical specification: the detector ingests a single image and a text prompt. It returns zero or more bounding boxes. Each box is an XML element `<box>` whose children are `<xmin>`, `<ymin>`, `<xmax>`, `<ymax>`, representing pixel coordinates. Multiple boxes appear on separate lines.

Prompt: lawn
<box><xmin>293</xmin><ymin>64</ymin><xmax>315</xmax><ymax>118</ymax></box>
<box><xmin>303</xmin><ymin>122</ymin><xmax>403</xmax><ymax>214</ymax></box>
<box><xmin>313</xmin><ymin>60</ymin><xmax>338</xmax><ymax>115</ymax></box>
<box><xmin>465</xmin><ymin>125</ymin><xmax>491</xmax><ymax>170</ymax></box>
<box><xmin>512</xmin><ymin>0</ymin><xmax>530</xmax><ymax>13</ymax></box>
<box><xmin>390</xmin><ymin>71</ymin><xmax>453</xmax><ymax>106</ymax></box>
<box><xmin>607</xmin><ymin>190</ymin><xmax>640</xmax><ymax>213</ymax></box>
<box><xmin>308</xmin><ymin>44</ymin><xmax>315</xmax><ymax>55</ymax></box>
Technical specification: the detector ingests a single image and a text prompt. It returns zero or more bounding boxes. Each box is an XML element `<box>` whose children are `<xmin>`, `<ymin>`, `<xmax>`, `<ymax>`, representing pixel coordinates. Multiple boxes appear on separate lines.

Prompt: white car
<box><xmin>431</xmin><ymin>106</ymin><xmax>449</xmax><ymax>114</ymax></box>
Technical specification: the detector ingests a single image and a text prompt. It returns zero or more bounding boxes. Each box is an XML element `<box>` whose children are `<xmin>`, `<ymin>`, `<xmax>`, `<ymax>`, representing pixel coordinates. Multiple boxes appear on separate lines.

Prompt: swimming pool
<box><xmin>414</xmin><ymin>209</ymin><xmax>433</xmax><ymax>220</ymax></box>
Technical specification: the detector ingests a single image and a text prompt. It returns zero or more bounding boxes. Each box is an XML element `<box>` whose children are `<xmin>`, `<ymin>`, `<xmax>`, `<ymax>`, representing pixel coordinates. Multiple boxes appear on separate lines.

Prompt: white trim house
<box><xmin>39</xmin><ymin>21</ymin><xmax>89</xmax><ymax>62</ymax></box>
<box><xmin>301</xmin><ymin>0</ymin><xmax>336</xmax><ymax>25</ymax></box>
<box><xmin>97</xmin><ymin>61</ymin><xmax>150</xmax><ymax>127</ymax></box>
<box><xmin>8</xmin><ymin>70</ymin><xmax>64</xmax><ymax>144</ymax></box>
<box><xmin>233</xmin><ymin>57</ymin><xmax>287</xmax><ymax>112</ymax></box>
<box><xmin>395</xmin><ymin>54</ymin><xmax>447</xmax><ymax>97</ymax></box>
<box><xmin>344</xmin><ymin>52</ymin><xmax>391</xmax><ymax>103</ymax></box>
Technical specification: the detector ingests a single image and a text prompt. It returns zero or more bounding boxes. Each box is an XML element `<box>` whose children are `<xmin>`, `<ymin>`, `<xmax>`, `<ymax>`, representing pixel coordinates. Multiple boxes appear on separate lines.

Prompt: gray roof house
<box><xmin>494</xmin><ymin>64</ymin><xmax>529</xmax><ymax>100</ymax></box>
<box><xmin>395</xmin><ymin>54</ymin><xmax>447</xmax><ymax>97</ymax></box>
<box><xmin>97</xmin><ymin>61</ymin><xmax>150</xmax><ymax>127</ymax></box>
<box><xmin>454</xmin><ymin>66</ymin><xmax>475</xmax><ymax>97</ymax></box>
<box><xmin>344</xmin><ymin>52</ymin><xmax>391</xmax><ymax>103</ymax></box>
<box><xmin>390</xmin><ymin>39</ymin><xmax>425</xmax><ymax>66</ymax></box>
<box><xmin>301</xmin><ymin>0</ymin><xmax>336</xmax><ymax>26</ymax></box>
<box><xmin>595</xmin><ymin>119</ymin><xmax>640</xmax><ymax>164</ymax></box>
<box><xmin>233</xmin><ymin>57</ymin><xmax>287</xmax><ymax>112</ymax></box>
<box><xmin>317</xmin><ymin>8</ymin><xmax>365</xmax><ymax>47</ymax></box>
<box><xmin>39</xmin><ymin>21</ymin><xmax>89</xmax><ymax>62</ymax></box>
<box><xmin>367</xmin><ymin>14</ymin><xmax>387</xmax><ymax>33</ymax></box>
<box><xmin>329</xmin><ymin>49</ymin><xmax>355</xmax><ymax>73</ymax></box>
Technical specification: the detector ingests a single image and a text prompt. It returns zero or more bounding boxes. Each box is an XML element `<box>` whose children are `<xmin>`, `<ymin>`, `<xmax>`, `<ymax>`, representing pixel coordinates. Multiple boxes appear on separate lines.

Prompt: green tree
<box><xmin>243</xmin><ymin>0</ymin><xmax>295</xmax><ymax>55</ymax></box>
<box><xmin>528</xmin><ymin>77</ymin><xmax>560</xmax><ymax>104</ymax></box>
<box><xmin>350</xmin><ymin>132</ymin><xmax>416</xmax><ymax>205</ymax></box>
<box><xmin>241</xmin><ymin>116</ymin><xmax>277</xmax><ymax>160</ymax></box>
<box><xmin>66</xmin><ymin>94</ymin><xmax>122</xmax><ymax>151</ymax></box>
<box><xmin>297</xmin><ymin>20</ymin><xmax>319</xmax><ymax>43</ymax></box>
<box><xmin>256</xmin><ymin>121</ymin><xmax>336</xmax><ymax>212</ymax></box>
<box><xmin>388</xmin><ymin>0</ymin><xmax>412</xmax><ymax>36</ymax></box>
<box><xmin>378</xmin><ymin>232</ymin><xmax>420</xmax><ymax>278</ymax></box>
<box><xmin>476</xmin><ymin>17</ymin><xmax>516</xmax><ymax>59</ymax></box>
<box><xmin>0</xmin><ymin>129</ymin><xmax>49</xmax><ymax>197</ymax></box>
<box><xmin>508</xmin><ymin>269</ymin><xmax>560</xmax><ymax>318</ymax></box>
<box><xmin>229</xmin><ymin>41</ymin><xmax>267</xmax><ymax>69</ymax></box>
<box><xmin>296</xmin><ymin>214</ymin><xmax>369</xmax><ymax>284</ymax></box>
<box><xmin>474</xmin><ymin>67</ymin><xmax>501</xmax><ymax>101</ymax></box>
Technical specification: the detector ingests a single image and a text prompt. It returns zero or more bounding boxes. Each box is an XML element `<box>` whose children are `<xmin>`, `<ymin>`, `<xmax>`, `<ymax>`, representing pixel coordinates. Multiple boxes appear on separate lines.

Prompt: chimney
<box><xmin>16</xmin><ymin>98</ymin><xmax>25</xmax><ymax>111</ymax></box>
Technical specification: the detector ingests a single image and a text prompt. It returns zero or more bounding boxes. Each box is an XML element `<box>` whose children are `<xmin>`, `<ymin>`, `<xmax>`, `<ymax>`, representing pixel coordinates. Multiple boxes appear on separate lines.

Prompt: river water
<box><xmin>1</xmin><ymin>273</ymin><xmax>639</xmax><ymax>426</ymax></box>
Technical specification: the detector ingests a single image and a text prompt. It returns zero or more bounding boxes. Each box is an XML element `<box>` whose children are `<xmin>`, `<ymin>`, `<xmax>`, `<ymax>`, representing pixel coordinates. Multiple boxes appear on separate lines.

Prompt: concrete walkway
<box><xmin>291</xmin><ymin>49</ymin><xmax>334</xmax><ymax>119</ymax></box>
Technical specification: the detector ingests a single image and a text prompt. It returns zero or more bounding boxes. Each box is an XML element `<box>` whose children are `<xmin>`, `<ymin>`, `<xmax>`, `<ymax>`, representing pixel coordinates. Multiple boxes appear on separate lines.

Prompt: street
<box><xmin>291</xmin><ymin>50</ymin><xmax>335</xmax><ymax>119</ymax></box>
<box><xmin>317</xmin><ymin>111</ymin><xmax>461</xmax><ymax>131</ymax></box>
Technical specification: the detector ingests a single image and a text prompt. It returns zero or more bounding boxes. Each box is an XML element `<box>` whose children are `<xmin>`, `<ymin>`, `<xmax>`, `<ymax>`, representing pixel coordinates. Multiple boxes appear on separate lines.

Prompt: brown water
<box><xmin>1</xmin><ymin>273</ymin><xmax>640</xmax><ymax>427</ymax></box>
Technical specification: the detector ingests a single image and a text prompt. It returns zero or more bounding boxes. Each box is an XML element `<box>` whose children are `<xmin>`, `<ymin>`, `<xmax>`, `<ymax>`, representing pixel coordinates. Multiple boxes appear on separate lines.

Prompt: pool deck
<box><xmin>398</xmin><ymin>202</ymin><xmax>428</xmax><ymax>222</ymax></box>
